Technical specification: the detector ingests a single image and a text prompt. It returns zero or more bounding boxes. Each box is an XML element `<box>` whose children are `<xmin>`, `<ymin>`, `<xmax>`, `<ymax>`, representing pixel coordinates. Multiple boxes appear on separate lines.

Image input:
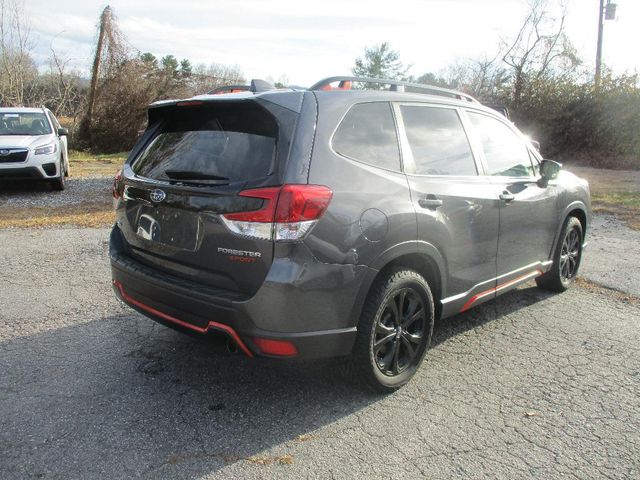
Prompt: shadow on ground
<box><xmin>0</xmin><ymin>286</ymin><xmax>553</xmax><ymax>479</ymax></box>
<box><xmin>0</xmin><ymin>180</ymin><xmax>56</xmax><ymax>194</ymax></box>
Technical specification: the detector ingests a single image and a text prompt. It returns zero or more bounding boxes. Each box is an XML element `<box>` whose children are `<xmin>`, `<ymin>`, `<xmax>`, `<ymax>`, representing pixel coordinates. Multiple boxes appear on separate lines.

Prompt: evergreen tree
<box><xmin>352</xmin><ymin>42</ymin><xmax>408</xmax><ymax>81</ymax></box>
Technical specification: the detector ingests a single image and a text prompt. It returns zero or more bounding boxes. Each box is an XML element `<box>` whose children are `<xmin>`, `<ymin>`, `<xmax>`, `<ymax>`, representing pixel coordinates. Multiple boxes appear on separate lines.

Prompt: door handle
<box><xmin>499</xmin><ymin>191</ymin><xmax>515</xmax><ymax>203</ymax></box>
<box><xmin>418</xmin><ymin>195</ymin><xmax>443</xmax><ymax>209</ymax></box>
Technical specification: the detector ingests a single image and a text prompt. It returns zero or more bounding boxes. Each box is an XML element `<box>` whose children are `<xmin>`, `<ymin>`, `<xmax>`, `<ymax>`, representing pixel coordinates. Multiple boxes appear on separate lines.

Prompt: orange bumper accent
<box><xmin>460</xmin><ymin>269</ymin><xmax>543</xmax><ymax>313</ymax></box>
<box><xmin>113</xmin><ymin>280</ymin><xmax>254</xmax><ymax>358</ymax></box>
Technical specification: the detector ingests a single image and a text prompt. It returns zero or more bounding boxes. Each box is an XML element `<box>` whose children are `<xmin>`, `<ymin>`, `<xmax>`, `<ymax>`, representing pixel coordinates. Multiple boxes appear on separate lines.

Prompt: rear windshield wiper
<box><xmin>164</xmin><ymin>170</ymin><xmax>230</xmax><ymax>184</ymax></box>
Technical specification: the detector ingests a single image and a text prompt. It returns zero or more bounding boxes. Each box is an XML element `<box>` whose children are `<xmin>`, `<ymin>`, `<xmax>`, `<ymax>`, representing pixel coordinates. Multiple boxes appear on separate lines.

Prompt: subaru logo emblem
<box><xmin>0</xmin><ymin>149</ymin><xmax>9</xmax><ymax>156</ymax></box>
<box><xmin>149</xmin><ymin>189</ymin><xmax>166</xmax><ymax>203</ymax></box>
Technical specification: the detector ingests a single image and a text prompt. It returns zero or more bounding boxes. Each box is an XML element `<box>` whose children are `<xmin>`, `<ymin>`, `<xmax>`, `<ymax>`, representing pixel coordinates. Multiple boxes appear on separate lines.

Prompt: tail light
<box><xmin>112</xmin><ymin>169</ymin><xmax>123</xmax><ymax>201</ymax></box>
<box><xmin>252</xmin><ymin>337</ymin><xmax>298</xmax><ymax>357</ymax></box>
<box><xmin>221</xmin><ymin>184</ymin><xmax>332</xmax><ymax>241</ymax></box>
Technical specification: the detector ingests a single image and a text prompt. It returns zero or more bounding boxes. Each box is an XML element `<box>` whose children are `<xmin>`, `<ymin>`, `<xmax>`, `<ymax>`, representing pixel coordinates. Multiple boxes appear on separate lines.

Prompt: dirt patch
<box><xmin>567</xmin><ymin>165</ymin><xmax>640</xmax><ymax>194</ymax></box>
<box><xmin>591</xmin><ymin>192</ymin><xmax>640</xmax><ymax>230</ymax></box>
<box><xmin>576</xmin><ymin>277</ymin><xmax>640</xmax><ymax>306</ymax></box>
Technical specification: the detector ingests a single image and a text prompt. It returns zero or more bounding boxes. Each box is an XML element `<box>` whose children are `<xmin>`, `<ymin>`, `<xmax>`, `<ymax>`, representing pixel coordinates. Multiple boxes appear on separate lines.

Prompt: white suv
<box><xmin>0</xmin><ymin>107</ymin><xmax>69</xmax><ymax>190</ymax></box>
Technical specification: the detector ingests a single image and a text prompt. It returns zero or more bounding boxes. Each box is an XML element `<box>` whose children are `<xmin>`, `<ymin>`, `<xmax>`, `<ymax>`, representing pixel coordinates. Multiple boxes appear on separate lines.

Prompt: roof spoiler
<box><xmin>250</xmin><ymin>79</ymin><xmax>275</xmax><ymax>93</ymax></box>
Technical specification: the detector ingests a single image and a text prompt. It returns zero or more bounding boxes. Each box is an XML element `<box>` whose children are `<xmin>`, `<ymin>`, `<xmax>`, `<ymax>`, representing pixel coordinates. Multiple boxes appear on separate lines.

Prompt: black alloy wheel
<box><xmin>373</xmin><ymin>288</ymin><xmax>426</xmax><ymax>376</ymax></box>
<box><xmin>559</xmin><ymin>225</ymin><xmax>581</xmax><ymax>281</ymax></box>
<box><xmin>343</xmin><ymin>269</ymin><xmax>434</xmax><ymax>393</ymax></box>
<box><xmin>536</xmin><ymin>216</ymin><xmax>583</xmax><ymax>292</ymax></box>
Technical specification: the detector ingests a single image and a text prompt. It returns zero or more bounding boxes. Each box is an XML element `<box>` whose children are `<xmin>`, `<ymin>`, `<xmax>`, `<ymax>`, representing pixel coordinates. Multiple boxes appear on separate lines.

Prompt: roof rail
<box><xmin>309</xmin><ymin>76</ymin><xmax>479</xmax><ymax>104</ymax></box>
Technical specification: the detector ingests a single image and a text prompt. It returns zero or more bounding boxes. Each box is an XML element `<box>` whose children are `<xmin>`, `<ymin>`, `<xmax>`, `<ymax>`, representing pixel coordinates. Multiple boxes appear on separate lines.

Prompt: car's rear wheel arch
<box><xmin>371</xmin><ymin>253</ymin><xmax>443</xmax><ymax>321</ymax></box>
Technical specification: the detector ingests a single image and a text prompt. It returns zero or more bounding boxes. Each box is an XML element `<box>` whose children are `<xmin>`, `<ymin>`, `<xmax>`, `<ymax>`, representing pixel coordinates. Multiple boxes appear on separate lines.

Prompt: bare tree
<box><xmin>45</xmin><ymin>45</ymin><xmax>84</xmax><ymax>119</ymax></box>
<box><xmin>190</xmin><ymin>63</ymin><xmax>245</xmax><ymax>94</ymax></box>
<box><xmin>501</xmin><ymin>0</ymin><xmax>579</xmax><ymax>107</ymax></box>
<box><xmin>0</xmin><ymin>0</ymin><xmax>37</xmax><ymax>106</ymax></box>
<box><xmin>431</xmin><ymin>55</ymin><xmax>508</xmax><ymax>102</ymax></box>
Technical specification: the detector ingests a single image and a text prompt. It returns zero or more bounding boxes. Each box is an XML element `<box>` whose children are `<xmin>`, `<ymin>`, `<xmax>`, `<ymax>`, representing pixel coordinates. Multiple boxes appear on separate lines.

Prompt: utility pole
<box><xmin>595</xmin><ymin>0</ymin><xmax>605</xmax><ymax>88</ymax></box>
<box><xmin>595</xmin><ymin>0</ymin><xmax>618</xmax><ymax>89</ymax></box>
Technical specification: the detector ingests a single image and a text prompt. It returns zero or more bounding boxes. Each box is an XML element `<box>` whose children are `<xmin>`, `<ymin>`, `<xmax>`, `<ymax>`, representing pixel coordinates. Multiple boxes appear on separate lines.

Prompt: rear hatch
<box><xmin>115</xmin><ymin>96</ymin><xmax>300</xmax><ymax>294</ymax></box>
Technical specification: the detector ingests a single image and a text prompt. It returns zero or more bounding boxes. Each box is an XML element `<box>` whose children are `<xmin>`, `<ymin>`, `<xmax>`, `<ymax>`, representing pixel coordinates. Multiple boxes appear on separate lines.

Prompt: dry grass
<box><xmin>68</xmin><ymin>150</ymin><xmax>127</xmax><ymax>178</ymax></box>
<box><xmin>0</xmin><ymin>204</ymin><xmax>114</xmax><ymax>229</ymax></box>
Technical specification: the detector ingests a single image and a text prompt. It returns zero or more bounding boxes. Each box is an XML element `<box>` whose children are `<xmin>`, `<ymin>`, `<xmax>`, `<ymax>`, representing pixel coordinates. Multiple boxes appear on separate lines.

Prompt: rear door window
<box><xmin>332</xmin><ymin>102</ymin><xmax>401</xmax><ymax>171</ymax></box>
<box><xmin>467</xmin><ymin>111</ymin><xmax>535</xmax><ymax>177</ymax></box>
<box><xmin>400</xmin><ymin>105</ymin><xmax>477</xmax><ymax>176</ymax></box>
<box><xmin>132</xmin><ymin>103</ymin><xmax>278</xmax><ymax>183</ymax></box>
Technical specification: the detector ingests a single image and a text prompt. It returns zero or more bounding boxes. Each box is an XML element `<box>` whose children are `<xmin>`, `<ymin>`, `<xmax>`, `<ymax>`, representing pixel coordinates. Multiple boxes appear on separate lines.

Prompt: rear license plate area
<box><xmin>136</xmin><ymin>205</ymin><xmax>200</xmax><ymax>251</ymax></box>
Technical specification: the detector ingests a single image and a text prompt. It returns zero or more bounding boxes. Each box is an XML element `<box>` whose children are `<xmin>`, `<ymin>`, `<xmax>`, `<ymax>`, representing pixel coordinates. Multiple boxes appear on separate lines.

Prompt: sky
<box><xmin>22</xmin><ymin>0</ymin><xmax>638</xmax><ymax>86</ymax></box>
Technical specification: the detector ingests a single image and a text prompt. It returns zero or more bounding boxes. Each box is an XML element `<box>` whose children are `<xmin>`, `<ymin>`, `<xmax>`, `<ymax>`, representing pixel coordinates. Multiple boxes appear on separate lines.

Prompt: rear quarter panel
<box><xmin>303</xmin><ymin>94</ymin><xmax>417</xmax><ymax>269</ymax></box>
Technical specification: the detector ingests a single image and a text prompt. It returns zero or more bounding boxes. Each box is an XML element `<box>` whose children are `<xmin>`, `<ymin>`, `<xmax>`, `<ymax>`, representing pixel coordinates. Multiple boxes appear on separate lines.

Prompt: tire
<box><xmin>536</xmin><ymin>216</ymin><xmax>583</xmax><ymax>292</ymax></box>
<box><xmin>343</xmin><ymin>269</ymin><xmax>435</xmax><ymax>393</ymax></box>
<box><xmin>50</xmin><ymin>157</ymin><xmax>66</xmax><ymax>191</ymax></box>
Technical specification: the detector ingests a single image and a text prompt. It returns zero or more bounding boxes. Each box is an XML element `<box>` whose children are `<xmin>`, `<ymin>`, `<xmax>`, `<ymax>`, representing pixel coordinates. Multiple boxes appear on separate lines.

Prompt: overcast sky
<box><xmin>23</xmin><ymin>0</ymin><xmax>638</xmax><ymax>86</ymax></box>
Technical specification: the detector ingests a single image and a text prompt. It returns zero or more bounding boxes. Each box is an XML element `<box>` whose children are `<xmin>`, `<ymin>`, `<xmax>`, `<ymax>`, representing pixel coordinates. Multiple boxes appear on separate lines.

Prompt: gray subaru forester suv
<box><xmin>110</xmin><ymin>76</ymin><xmax>591</xmax><ymax>392</ymax></box>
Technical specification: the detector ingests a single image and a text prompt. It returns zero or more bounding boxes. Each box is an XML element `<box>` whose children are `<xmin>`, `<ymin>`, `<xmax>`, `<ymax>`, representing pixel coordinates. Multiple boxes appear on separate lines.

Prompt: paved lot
<box><xmin>1</xmin><ymin>224</ymin><xmax>639</xmax><ymax>480</ymax></box>
<box><xmin>581</xmin><ymin>215</ymin><xmax>640</xmax><ymax>297</ymax></box>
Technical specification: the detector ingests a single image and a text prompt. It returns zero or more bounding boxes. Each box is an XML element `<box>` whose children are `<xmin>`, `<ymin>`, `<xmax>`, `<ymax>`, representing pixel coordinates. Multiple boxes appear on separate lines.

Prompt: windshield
<box><xmin>132</xmin><ymin>103</ymin><xmax>278</xmax><ymax>184</ymax></box>
<box><xmin>0</xmin><ymin>112</ymin><xmax>52</xmax><ymax>136</ymax></box>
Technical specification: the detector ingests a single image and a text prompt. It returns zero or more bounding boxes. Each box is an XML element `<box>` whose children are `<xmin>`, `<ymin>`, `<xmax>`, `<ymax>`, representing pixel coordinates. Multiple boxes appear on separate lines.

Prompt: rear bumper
<box><xmin>110</xmin><ymin>227</ymin><xmax>370</xmax><ymax>359</ymax></box>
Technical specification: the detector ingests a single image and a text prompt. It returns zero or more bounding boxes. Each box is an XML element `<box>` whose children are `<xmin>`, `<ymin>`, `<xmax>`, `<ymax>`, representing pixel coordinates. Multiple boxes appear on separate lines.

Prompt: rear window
<box><xmin>132</xmin><ymin>103</ymin><xmax>278</xmax><ymax>183</ymax></box>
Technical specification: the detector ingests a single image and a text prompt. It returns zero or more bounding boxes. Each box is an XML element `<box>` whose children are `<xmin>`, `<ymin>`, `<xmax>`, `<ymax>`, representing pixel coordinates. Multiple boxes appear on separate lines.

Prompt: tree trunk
<box><xmin>78</xmin><ymin>6</ymin><xmax>111</xmax><ymax>146</ymax></box>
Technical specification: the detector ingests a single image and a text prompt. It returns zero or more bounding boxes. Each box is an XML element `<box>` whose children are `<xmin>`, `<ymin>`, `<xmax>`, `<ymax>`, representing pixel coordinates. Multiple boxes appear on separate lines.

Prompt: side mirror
<box><xmin>57</xmin><ymin>127</ymin><xmax>69</xmax><ymax>136</ymax></box>
<box><xmin>540</xmin><ymin>159</ymin><xmax>562</xmax><ymax>182</ymax></box>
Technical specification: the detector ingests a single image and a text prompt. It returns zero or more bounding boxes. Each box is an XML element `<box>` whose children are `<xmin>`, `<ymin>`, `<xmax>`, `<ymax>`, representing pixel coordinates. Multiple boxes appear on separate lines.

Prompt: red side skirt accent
<box><xmin>113</xmin><ymin>280</ymin><xmax>254</xmax><ymax>358</ymax></box>
<box><xmin>460</xmin><ymin>269</ymin><xmax>543</xmax><ymax>313</ymax></box>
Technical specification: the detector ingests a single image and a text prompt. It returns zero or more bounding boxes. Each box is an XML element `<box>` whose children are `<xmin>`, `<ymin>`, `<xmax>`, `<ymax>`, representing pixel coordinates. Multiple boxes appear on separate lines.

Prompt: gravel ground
<box><xmin>0</xmin><ymin>219</ymin><xmax>639</xmax><ymax>479</ymax></box>
<box><xmin>0</xmin><ymin>176</ymin><xmax>112</xmax><ymax>209</ymax></box>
